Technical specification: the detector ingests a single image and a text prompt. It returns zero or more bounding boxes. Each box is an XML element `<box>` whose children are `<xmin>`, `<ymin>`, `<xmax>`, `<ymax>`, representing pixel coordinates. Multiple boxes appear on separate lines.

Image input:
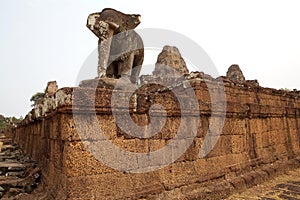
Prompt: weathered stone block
<box><xmin>158</xmin><ymin>161</ymin><xmax>198</xmax><ymax>190</ymax></box>
<box><xmin>222</xmin><ymin>118</ymin><xmax>247</xmax><ymax>135</ymax></box>
<box><xmin>197</xmin><ymin>116</ymin><xmax>209</xmax><ymax>138</ymax></box>
<box><xmin>60</xmin><ymin>115</ymin><xmax>80</xmax><ymax>141</ymax></box>
<box><xmin>206</xmin><ymin>135</ymin><xmax>232</xmax><ymax>157</ymax></box>
<box><xmin>66</xmin><ymin>172</ymin><xmax>164</xmax><ymax>200</ymax></box>
<box><xmin>178</xmin><ymin>138</ymin><xmax>203</xmax><ymax>161</ymax></box>
<box><xmin>231</xmin><ymin>135</ymin><xmax>246</xmax><ymax>154</ymax></box>
<box><xmin>62</xmin><ymin>141</ymin><xmax>115</xmax><ymax>177</ymax></box>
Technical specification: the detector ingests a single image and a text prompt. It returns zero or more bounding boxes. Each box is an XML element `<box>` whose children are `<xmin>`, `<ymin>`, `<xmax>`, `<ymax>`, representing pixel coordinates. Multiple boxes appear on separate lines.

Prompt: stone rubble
<box><xmin>0</xmin><ymin>133</ymin><xmax>41</xmax><ymax>199</ymax></box>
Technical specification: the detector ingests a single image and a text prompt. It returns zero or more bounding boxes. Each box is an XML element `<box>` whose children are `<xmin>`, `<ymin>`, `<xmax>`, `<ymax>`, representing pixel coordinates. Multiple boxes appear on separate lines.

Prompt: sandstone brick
<box><xmin>206</xmin><ymin>135</ymin><xmax>232</xmax><ymax>157</ymax></box>
<box><xmin>160</xmin><ymin>117</ymin><xmax>180</xmax><ymax>140</ymax></box>
<box><xmin>261</xmin><ymin>131</ymin><xmax>271</xmax><ymax>148</ymax></box>
<box><xmin>231</xmin><ymin>135</ymin><xmax>246</xmax><ymax>154</ymax></box>
<box><xmin>207</xmin><ymin>117</ymin><xmax>226</xmax><ymax>136</ymax></box>
<box><xmin>197</xmin><ymin>116</ymin><xmax>209</xmax><ymax>138</ymax></box>
<box><xmin>97</xmin><ymin>114</ymin><xmax>118</xmax><ymax>139</ymax></box>
<box><xmin>60</xmin><ymin>115</ymin><xmax>80</xmax><ymax>141</ymax></box>
<box><xmin>222</xmin><ymin>118</ymin><xmax>247</xmax><ymax>135</ymax></box>
<box><xmin>239</xmin><ymin>92</ymin><xmax>253</xmax><ymax>104</ymax></box>
<box><xmin>148</xmin><ymin>139</ymin><xmax>166</xmax><ymax>151</ymax></box>
<box><xmin>249</xmin><ymin>118</ymin><xmax>263</xmax><ymax>134</ymax></box>
<box><xmin>289</xmin><ymin>130</ymin><xmax>300</xmax><ymax>154</ymax></box>
<box><xmin>62</xmin><ymin>141</ymin><xmax>115</xmax><ymax>177</ymax></box>
<box><xmin>61</xmin><ymin>114</ymin><xmax>119</xmax><ymax>142</ymax></box>
<box><xmin>116</xmin><ymin>114</ymin><xmax>149</xmax><ymax>139</ymax></box>
<box><xmin>158</xmin><ymin>161</ymin><xmax>198</xmax><ymax>190</ymax></box>
<box><xmin>49</xmin><ymin>139</ymin><xmax>63</xmax><ymax>170</ymax></box>
<box><xmin>149</xmin><ymin>92</ymin><xmax>181</xmax><ymax>114</ymax></box>
<box><xmin>42</xmin><ymin>161</ymin><xmax>67</xmax><ymax>199</ymax></box>
<box><xmin>182</xmin><ymin>138</ymin><xmax>203</xmax><ymax>161</ymax></box>
<box><xmin>31</xmin><ymin>134</ymin><xmax>41</xmax><ymax>161</ymax></box>
<box><xmin>194</xmin><ymin>154</ymin><xmax>249</xmax><ymax>177</ymax></box>
<box><xmin>112</xmin><ymin>138</ymin><xmax>149</xmax><ymax>153</ymax></box>
<box><xmin>195</xmin><ymin>88</ymin><xmax>210</xmax><ymax>103</ymax></box>
<box><xmin>66</xmin><ymin>172</ymin><xmax>164</xmax><ymax>200</ymax></box>
<box><xmin>49</xmin><ymin>116</ymin><xmax>60</xmax><ymax>139</ymax></box>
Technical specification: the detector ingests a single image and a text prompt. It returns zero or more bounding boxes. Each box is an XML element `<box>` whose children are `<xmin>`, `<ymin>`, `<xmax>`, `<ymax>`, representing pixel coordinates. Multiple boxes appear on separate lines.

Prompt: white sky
<box><xmin>0</xmin><ymin>0</ymin><xmax>299</xmax><ymax>117</ymax></box>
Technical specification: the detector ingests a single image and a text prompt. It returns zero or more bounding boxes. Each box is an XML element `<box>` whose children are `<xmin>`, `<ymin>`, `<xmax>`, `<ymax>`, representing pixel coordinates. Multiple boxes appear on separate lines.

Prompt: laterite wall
<box><xmin>14</xmin><ymin>79</ymin><xmax>300</xmax><ymax>199</ymax></box>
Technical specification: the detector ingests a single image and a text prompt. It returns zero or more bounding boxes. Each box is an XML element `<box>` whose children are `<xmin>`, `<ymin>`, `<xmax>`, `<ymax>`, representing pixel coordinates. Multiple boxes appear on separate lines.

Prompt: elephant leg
<box><xmin>117</xmin><ymin>53</ymin><xmax>134</xmax><ymax>79</ymax></box>
<box><xmin>98</xmin><ymin>28</ymin><xmax>114</xmax><ymax>78</ymax></box>
<box><xmin>106</xmin><ymin>62</ymin><xmax>117</xmax><ymax>78</ymax></box>
<box><xmin>131</xmin><ymin>57</ymin><xmax>143</xmax><ymax>84</ymax></box>
<box><xmin>131</xmin><ymin>66</ymin><xmax>141</xmax><ymax>84</ymax></box>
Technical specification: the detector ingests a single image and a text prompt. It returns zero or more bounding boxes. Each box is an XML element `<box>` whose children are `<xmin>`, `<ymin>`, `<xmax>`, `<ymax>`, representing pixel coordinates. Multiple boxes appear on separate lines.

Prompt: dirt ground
<box><xmin>227</xmin><ymin>167</ymin><xmax>300</xmax><ymax>200</ymax></box>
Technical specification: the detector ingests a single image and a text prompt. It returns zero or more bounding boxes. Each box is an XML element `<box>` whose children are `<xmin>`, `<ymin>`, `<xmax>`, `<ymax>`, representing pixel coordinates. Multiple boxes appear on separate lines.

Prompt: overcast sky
<box><xmin>0</xmin><ymin>0</ymin><xmax>299</xmax><ymax>117</ymax></box>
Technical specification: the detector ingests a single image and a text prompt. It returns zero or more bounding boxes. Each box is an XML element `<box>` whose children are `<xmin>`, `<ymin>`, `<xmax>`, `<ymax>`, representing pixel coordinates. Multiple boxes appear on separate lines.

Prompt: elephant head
<box><xmin>87</xmin><ymin>8</ymin><xmax>141</xmax><ymax>38</ymax></box>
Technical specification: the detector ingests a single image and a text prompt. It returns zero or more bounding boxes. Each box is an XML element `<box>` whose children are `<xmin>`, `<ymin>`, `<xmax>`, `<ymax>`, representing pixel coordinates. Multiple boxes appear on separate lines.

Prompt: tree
<box><xmin>30</xmin><ymin>92</ymin><xmax>45</xmax><ymax>107</ymax></box>
<box><xmin>0</xmin><ymin>115</ymin><xmax>8</xmax><ymax>132</ymax></box>
<box><xmin>0</xmin><ymin>115</ymin><xmax>24</xmax><ymax>132</ymax></box>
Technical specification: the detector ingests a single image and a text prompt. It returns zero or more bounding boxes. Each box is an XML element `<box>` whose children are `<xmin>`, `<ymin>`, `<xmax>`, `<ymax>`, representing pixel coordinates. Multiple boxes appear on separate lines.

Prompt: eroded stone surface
<box><xmin>139</xmin><ymin>45</ymin><xmax>190</xmax><ymax>90</ymax></box>
<box><xmin>154</xmin><ymin>45</ymin><xmax>189</xmax><ymax>77</ymax></box>
<box><xmin>45</xmin><ymin>81</ymin><xmax>58</xmax><ymax>97</ymax></box>
<box><xmin>226</xmin><ymin>64</ymin><xmax>246</xmax><ymax>84</ymax></box>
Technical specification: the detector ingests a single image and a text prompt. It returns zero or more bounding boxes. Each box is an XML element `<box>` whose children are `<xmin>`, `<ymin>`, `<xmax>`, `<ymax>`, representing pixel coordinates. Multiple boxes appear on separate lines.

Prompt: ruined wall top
<box><xmin>226</xmin><ymin>64</ymin><xmax>246</xmax><ymax>84</ymax></box>
<box><xmin>153</xmin><ymin>45</ymin><xmax>189</xmax><ymax>77</ymax></box>
<box><xmin>45</xmin><ymin>81</ymin><xmax>58</xmax><ymax>97</ymax></box>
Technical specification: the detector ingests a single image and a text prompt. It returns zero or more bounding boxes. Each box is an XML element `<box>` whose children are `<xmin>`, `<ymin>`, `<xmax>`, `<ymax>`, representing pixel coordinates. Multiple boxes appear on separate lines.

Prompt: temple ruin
<box><xmin>2</xmin><ymin>8</ymin><xmax>300</xmax><ymax>200</ymax></box>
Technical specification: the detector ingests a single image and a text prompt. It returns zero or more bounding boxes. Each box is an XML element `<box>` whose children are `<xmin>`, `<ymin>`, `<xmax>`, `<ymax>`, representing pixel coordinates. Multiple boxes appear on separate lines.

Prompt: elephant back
<box><xmin>100</xmin><ymin>8</ymin><xmax>141</xmax><ymax>32</ymax></box>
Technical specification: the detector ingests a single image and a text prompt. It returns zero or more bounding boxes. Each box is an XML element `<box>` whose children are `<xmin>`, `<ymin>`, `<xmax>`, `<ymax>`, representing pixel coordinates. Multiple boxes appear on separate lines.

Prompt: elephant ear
<box><xmin>124</xmin><ymin>14</ymin><xmax>141</xmax><ymax>30</ymax></box>
<box><xmin>86</xmin><ymin>9</ymin><xmax>141</xmax><ymax>37</ymax></box>
<box><xmin>105</xmin><ymin>13</ymin><xmax>141</xmax><ymax>32</ymax></box>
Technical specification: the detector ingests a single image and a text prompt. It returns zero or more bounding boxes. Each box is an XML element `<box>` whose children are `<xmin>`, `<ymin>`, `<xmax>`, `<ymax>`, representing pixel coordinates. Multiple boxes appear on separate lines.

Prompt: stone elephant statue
<box><xmin>107</xmin><ymin>30</ymin><xmax>144</xmax><ymax>84</ymax></box>
<box><xmin>87</xmin><ymin>8</ymin><xmax>144</xmax><ymax>84</ymax></box>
